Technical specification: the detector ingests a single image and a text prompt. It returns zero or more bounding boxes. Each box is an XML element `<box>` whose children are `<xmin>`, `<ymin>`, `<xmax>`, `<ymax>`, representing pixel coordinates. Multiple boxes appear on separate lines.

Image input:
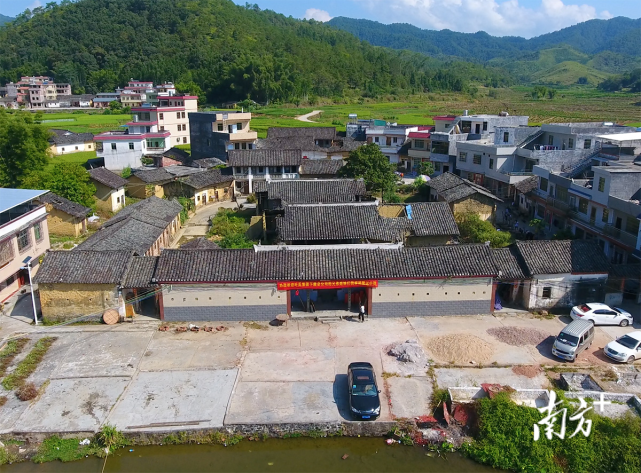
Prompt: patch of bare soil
<box><xmin>424</xmin><ymin>334</ymin><xmax>494</xmax><ymax>365</ymax></box>
<box><xmin>512</xmin><ymin>365</ymin><xmax>542</xmax><ymax>378</ymax></box>
<box><xmin>487</xmin><ymin>326</ymin><xmax>550</xmax><ymax>346</ymax></box>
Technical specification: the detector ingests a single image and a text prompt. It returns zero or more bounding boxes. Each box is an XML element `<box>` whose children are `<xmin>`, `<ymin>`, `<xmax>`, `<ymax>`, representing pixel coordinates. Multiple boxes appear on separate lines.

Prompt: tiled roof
<box><xmin>180</xmin><ymin>238</ymin><xmax>220</xmax><ymax>249</ymax></box>
<box><xmin>34</xmin><ymin>250</ymin><xmax>133</xmax><ymax>284</ymax></box>
<box><xmin>513</xmin><ymin>176</ymin><xmax>539</xmax><ymax>194</ymax></box>
<box><xmin>299</xmin><ymin>159</ymin><xmax>345</xmax><ymax>176</ymax></box>
<box><xmin>267</xmin><ymin>127</ymin><xmax>336</xmax><ymax>140</ymax></box>
<box><xmin>48</xmin><ymin>129</ymin><xmax>94</xmax><ymax>146</ymax></box>
<box><xmin>408</xmin><ymin>202</ymin><xmax>459</xmax><ymax>237</ymax></box>
<box><xmin>76</xmin><ymin>196</ymin><xmax>182</xmax><ymax>254</ymax></box>
<box><xmin>160</xmin><ymin>147</ymin><xmax>191</xmax><ymax>162</ymax></box>
<box><xmin>257</xmin><ymin>179</ymin><xmax>367</xmax><ymax>205</ymax></box>
<box><xmin>122</xmin><ymin>256</ymin><xmax>159</xmax><ymax>288</ymax></box>
<box><xmin>257</xmin><ymin>136</ymin><xmax>362</xmax><ymax>154</ymax></box>
<box><xmin>88</xmin><ymin>167</ymin><xmax>128</xmax><ymax>189</ymax></box>
<box><xmin>515</xmin><ymin>240</ymin><xmax>610</xmax><ymax>276</ymax></box>
<box><xmin>154</xmin><ymin>245</ymin><xmax>498</xmax><ymax>283</ymax></box>
<box><xmin>131</xmin><ymin>168</ymin><xmax>174</xmax><ymax>184</ymax></box>
<box><xmin>428</xmin><ymin>172</ymin><xmax>502</xmax><ymax>203</ymax></box>
<box><xmin>492</xmin><ymin>247</ymin><xmax>527</xmax><ymax>280</ymax></box>
<box><xmin>276</xmin><ymin>204</ymin><xmax>409</xmax><ymax>242</ymax></box>
<box><xmin>190</xmin><ymin>158</ymin><xmax>226</xmax><ymax>169</ymax></box>
<box><xmin>39</xmin><ymin>192</ymin><xmax>91</xmax><ymax>219</ymax></box>
<box><xmin>408</xmin><ymin>132</ymin><xmax>431</xmax><ymax>139</ymax></box>
<box><xmin>228</xmin><ymin>149</ymin><xmax>302</xmax><ymax>167</ymax></box>
<box><xmin>180</xmin><ymin>169</ymin><xmax>233</xmax><ymax>189</ymax></box>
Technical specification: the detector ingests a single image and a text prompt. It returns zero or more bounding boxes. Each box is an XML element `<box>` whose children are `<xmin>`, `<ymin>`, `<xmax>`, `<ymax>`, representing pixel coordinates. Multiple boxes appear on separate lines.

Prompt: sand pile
<box><xmin>487</xmin><ymin>327</ymin><xmax>550</xmax><ymax>346</ymax></box>
<box><xmin>424</xmin><ymin>334</ymin><xmax>494</xmax><ymax>365</ymax></box>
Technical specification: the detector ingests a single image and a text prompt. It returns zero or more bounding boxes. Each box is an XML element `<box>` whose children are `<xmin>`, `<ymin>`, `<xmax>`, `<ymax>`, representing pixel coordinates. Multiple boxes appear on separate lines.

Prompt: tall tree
<box><xmin>22</xmin><ymin>163</ymin><xmax>96</xmax><ymax>208</ymax></box>
<box><xmin>0</xmin><ymin>110</ymin><xmax>50</xmax><ymax>187</ymax></box>
<box><xmin>339</xmin><ymin>143</ymin><xmax>398</xmax><ymax>198</ymax></box>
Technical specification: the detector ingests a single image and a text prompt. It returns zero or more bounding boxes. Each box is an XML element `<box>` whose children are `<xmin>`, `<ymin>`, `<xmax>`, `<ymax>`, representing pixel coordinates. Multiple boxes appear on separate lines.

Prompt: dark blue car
<box><xmin>348</xmin><ymin>362</ymin><xmax>381</xmax><ymax>420</ymax></box>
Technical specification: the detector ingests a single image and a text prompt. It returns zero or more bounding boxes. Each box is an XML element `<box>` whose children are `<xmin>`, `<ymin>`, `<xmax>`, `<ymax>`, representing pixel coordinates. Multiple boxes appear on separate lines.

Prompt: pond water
<box><xmin>5</xmin><ymin>437</ymin><xmax>496</xmax><ymax>472</ymax></box>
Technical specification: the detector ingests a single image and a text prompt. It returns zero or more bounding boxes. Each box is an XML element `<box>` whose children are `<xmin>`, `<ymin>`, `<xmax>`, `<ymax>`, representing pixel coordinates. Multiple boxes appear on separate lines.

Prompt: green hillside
<box><xmin>0</xmin><ymin>14</ymin><xmax>14</xmax><ymax>25</ymax></box>
<box><xmin>0</xmin><ymin>0</ymin><xmax>511</xmax><ymax>104</ymax></box>
<box><xmin>531</xmin><ymin>61</ymin><xmax>612</xmax><ymax>86</ymax></box>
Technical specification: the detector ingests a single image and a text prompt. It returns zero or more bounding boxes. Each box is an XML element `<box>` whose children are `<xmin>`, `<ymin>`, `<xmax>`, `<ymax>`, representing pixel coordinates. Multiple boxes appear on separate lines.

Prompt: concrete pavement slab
<box><xmin>108</xmin><ymin>370</ymin><xmax>237</xmax><ymax>432</ymax></box>
<box><xmin>12</xmin><ymin>377</ymin><xmax>129</xmax><ymax>433</ymax></box>
<box><xmin>241</xmin><ymin>349</ymin><xmax>335</xmax><ymax>382</ymax></box>
<box><xmin>225</xmin><ymin>381</ymin><xmax>341</xmax><ymax>424</ymax></box>
<box><xmin>246</xmin><ymin>324</ymin><xmax>302</xmax><ymax>350</ymax></box>
<box><xmin>329</xmin><ymin>318</ymin><xmax>416</xmax><ymax>348</ymax></box>
<box><xmin>50</xmin><ymin>331</ymin><xmax>153</xmax><ymax>379</ymax></box>
<box><xmin>387</xmin><ymin>376</ymin><xmax>433</xmax><ymax>419</ymax></box>
<box><xmin>297</xmin><ymin>321</ymin><xmax>331</xmax><ymax>349</ymax></box>
<box><xmin>435</xmin><ymin>367</ymin><xmax>550</xmax><ymax>390</ymax></box>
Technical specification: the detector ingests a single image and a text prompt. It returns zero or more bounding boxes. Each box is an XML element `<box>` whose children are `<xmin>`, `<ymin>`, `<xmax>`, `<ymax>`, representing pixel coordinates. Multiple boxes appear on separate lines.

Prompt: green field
<box><xmin>46</xmin><ymin>150</ymin><xmax>98</xmax><ymax>170</ymax></box>
<box><xmin>38</xmin><ymin>112</ymin><xmax>130</xmax><ymax>134</ymax></box>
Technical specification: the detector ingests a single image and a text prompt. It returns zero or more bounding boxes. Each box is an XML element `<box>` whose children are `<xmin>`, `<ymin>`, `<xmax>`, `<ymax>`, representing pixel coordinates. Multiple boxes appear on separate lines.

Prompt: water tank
<box><xmin>463</xmin><ymin>110</ymin><xmax>468</xmax><ymax>116</ymax></box>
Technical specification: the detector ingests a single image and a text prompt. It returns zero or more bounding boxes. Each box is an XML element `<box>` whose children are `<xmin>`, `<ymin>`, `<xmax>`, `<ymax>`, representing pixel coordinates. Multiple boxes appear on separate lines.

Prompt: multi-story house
<box><xmin>93</xmin><ymin>92</ymin><xmax>121</xmax><ymax>108</ymax></box>
<box><xmin>189</xmin><ymin>111</ymin><xmax>258</xmax><ymax>160</ymax></box>
<box><xmin>531</xmin><ymin>132</ymin><xmax>641</xmax><ymax>264</ymax></box>
<box><xmin>366</xmin><ymin>124</ymin><xmax>418</xmax><ymax>165</ymax></box>
<box><xmin>5</xmin><ymin>76</ymin><xmax>71</xmax><ymax>109</ymax></box>
<box><xmin>0</xmin><ymin>189</ymin><xmax>51</xmax><ymax>301</ymax></box>
<box><xmin>406</xmin><ymin>128</ymin><xmax>434</xmax><ymax>172</ymax></box>
<box><xmin>94</xmin><ymin>95</ymin><xmax>197</xmax><ymax>170</ymax></box>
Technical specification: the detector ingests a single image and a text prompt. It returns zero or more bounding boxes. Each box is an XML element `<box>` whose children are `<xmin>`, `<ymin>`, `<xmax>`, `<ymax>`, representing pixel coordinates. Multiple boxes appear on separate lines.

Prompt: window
<box><xmin>160</xmin><ymin>126</ymin><xmax>164</xmax><ymax>131</ymax></box>
<box><xmin>392</xmin><ymin>137</ymin><xmax>398</xmax><ymax>144</ymax></box>
<box><xmin>434</xmin><ymin>163</ymin><xmax>441</xmax><ymax>172</ymax></box>
<box><xmin>159</xmin><ymin>113</ymin><xmax>164</xmax><ymax>120</ymax></box>
<box><xmin>129</xmin><ymin>142</ymin><xmax>134</xmax><ymax>150</ymax></box>
<box><xmin>218</xmin><ymin>123</ymin><xmax>223</xmax><ymax>131</ymax></box>
<box><xmin>598</xmin><ymin>177</ymin><xmax>605</xmax><ymax>192</ymax></box>
<box><xmin>548</xmin><ymin>135</ymin><xmax>554</xmax><ymax>146</ymax></box>
<box><xmin>116</xmin><ymin>196</ymin><xmax>120</xmax><ymax>203</ymax></box>
<box><xmin>626</xmin><ymin>217</ymin><xmax>640</xmax><ymax>235</ymax></box>
<box><xmin>183</xmin><ymin>137</ymin><xmax>187</xmax><ymax>144</ymax></box>
<box><xmin>374</xmin><ymin>137</ymin><xmax>379</xmax><ymax>143</ymax></box>
<box><xmin>459</xmin><ymin>152</ymin><xmax>467</xmax><ymax>162</ymax></box>
<box><xmin>468</xmin><ymin>173</ymin><xmax>474</xmax><ymax>181</ymax></box>
<box><xmin>237</xmin><ymin>122</ymin><xmax>242</xmax><ymax>131</ymax></box>
<box><xmin>241</xmin><ymin>142</ymin><xmax>247</xmax><ymax>150</ymax></box>
<box><xmin>568</xmin><ymin>138</ymin><xmax>574</xmax><ymax>149</ymax></box>
<box><xmin>0</xmin><ymin>239</ymin><xmax>15</xmax><ymax>267</ymax></box>
<box><xmin>584</xmin><ymin>139</ymin><xmax>591</xmax><ymax>149</ymax></box>
<box><xmin>234</xmin><ymin>143</ymin><xmax>240</xmax><ymax>149</ymax></box>
<box><xmin>556</xmin><ymin>186</ymin><xmax>568</xmax><ymax>203</ymax></box>
<box><xmin>415</xmin><ymin>140</ymin><xmax>424</xmax><ymax>149</ymax></box>
<box><xmin>75</xmin><ymin>146</ymin><xmax>78</xmax><ymax>150</ymax></box>
<box><xmin>176</xmin><ymin>112</ymin><xmax>181</xmax><ymax>119</ymax></box>
<box><xmin>17</xmin><ymin>228</ymin><xmax>30</xmax><ymax>252</ymax></box>
<box><xmin>542</xmin><ymin>287</ymin><xmax>552</xmax><ymax>298</ymax></box>
<box><xmin>34</xmin><ymin>222</ymin><xmax>42</xmax><ymax>242</ymax></box>
<box><xmin>489</xmin><ymin>158</ymin><xmax>494</xmax><ymax>170</ymax></box>
<box><xmin>182</xmin><ymin>124</ymin><xmax>187</xmax><ymax>131</ymax></box>
<box><xmin>503</xmin><ymin>132</ymin><xmax>509</xmax><ymax>143</ymax></box>
<box><xmin>578</xmin><ymin>197</ymin><xmax>589</xmax><ymax>214</ymax></box>
<box><xmin>473</xmin><ymin>154</ymin><xmax>482</xmax><ymax>165</ymax></box>
<box><xmin>539</xmin><ymin>177</ymin><xmax>548</xmax><ymax>192</ymax></box>
<box><xmin>482</xmin><ymin>122</ymin><xmax>487</xmax><ymax>131</ymax></box>
<box><xmin>62</xmin><ymin>148</ymin><xmax>65</xmax><ymax>152</ymax></box>
<box><xmin>257</xmin><ymin>166</ymin><xmax>264</xmax><ymax>173</ymax></box>
<box><xmin>111</xmin><ymin>143</ymin><xmax>117</xmax><ymax>150</ymax></box>
<box><xmin>146</xmin><ymin>127</ymin><xmax>151</xmax><ymax>133</ymax></box>
<box><xmin>182</xmin><ymin>112</ymin><xmax>186</xmax><ymax>119</ymax></box>
<box><xmin>602</xmin><ymin>208</ymin><xmax>609</xmax><ymax>223</ymax></box>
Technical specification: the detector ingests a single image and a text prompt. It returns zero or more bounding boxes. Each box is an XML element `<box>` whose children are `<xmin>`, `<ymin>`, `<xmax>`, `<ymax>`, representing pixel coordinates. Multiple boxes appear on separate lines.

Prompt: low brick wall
<box><xmin>163</xmin><ymin>304</ymin><xmax>286</xmax><ymax>322</ymax></box>
<box><xmin>373</xmin><ymin>300</ymin><xmax>490</xmax><ymax>317</ymax></box>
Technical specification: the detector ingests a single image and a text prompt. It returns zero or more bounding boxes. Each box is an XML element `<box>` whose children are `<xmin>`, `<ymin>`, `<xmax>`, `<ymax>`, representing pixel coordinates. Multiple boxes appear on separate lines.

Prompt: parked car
<box><xmin>552</xmin><ymin>319</ymin><xmax>595</xmax><ymax>362</ymax></box>
<box><xmin>570</xmin><ymin>303</ymin><xmax>633</xmax><ymax>326</ymax></box>
<box><xmin>347</xmin><ymin>362</ymin><xmax>381</xmax><ymax>420</ymax></box>
<box><xmin>604</xmin><ymin>331</ymin><xmax>641</xmax><ymax>364</ymax></box>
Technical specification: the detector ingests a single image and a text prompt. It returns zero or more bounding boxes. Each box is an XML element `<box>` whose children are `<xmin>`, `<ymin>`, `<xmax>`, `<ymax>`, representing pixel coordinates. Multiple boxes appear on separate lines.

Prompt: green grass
<box><xmin>38</xmin><ymin>111</ymin><xmax>131</xmax><ymax>134</ymax></box>
<box><xmin>32</xmin><ymin>436</ymin><xmax>103</xmax><ymax>463</ymax></box>
<box><xmin>0</xmin><ymin>338</ymin><xmax>29</xmax><ymax>378</ymax></box>
<box><xmin>46</xmin><ymin>150</ymin><xmax>97</xmax><ymax>170</ymax></box>
<box><xmin>1</xmin><ymin>337</ymin><xmax>56</xmax><ymax>391</ymax></box>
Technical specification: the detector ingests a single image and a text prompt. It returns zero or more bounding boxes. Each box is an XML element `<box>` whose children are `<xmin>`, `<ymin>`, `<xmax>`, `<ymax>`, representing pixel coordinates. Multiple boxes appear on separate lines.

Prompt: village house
<box><xmin>5</xmin><ymin>76</ymin><xmax>71</xmax><ymax>109</ymax></box>
<box><xmin>189</xmin><ymin>111</ymin><xmax>258</xmax><ymax>160</ymax></box>
<box><xmin>406</xmin><ymin>127</ymin><xmax>434</xmax><ymax>173</ymax></box>
<box><xmin>255</xmin><ymin>179</ymin><xmax>368</xmax><ymax>211</ymax></box>
<box><xmin>152</xmin><ymin>147</ymin><xmax>192</xmax><ymax>167</ymax></box>
<box><xmin>257</xmin><ymin>127</ymin><xmax>362</xmax><ymax>161</ymax></box>
<box><xmin>38</xmin><ymin>193</ymin><xmax>90</xmax><ymax>237</ymax></box>
<box><xmin>366</xmin><ymin>123</ymin><xmax>419</xmax><ymax>166</ymax></box>
<box><xmin>88</xmin><ymin>167</ymin><xmax>128</xmax><ymax>213</ymax></box>
<box><xmin>427</xmin><ymin>172</ymin><xmax>503</xmax><ymax>221</ymax></box>
<box><xmin>127</xmin><ymin>166</ymin><xmax>206</xmax><ymax>199</ymax></box>
<box><xmin>179</xmin><ymin>237</ymin><xmax>220</xmax><ymax>249</ymax></box>
<box><xmin>228</xmin><ymin>149</ymin><xmax>302</xmax><ymax>194</ymax></box>
<box><xmin>0</xmin><ymin>189</ymin><xmax>50</xmax><ymax>301</ymax></box>
<box><xmin>164</xmin><ymin>168</ymin><xmax>234</xmax><ymax>207</ymax></box>
<box><xmin>48</xmin><ymin>129</ymin><xmax>95</xmax><ymax>155</ymax></box>
<box><xmin>75</xmin><ymin>196</ymin><xmax>182</xmax><ymax>256</ymax></box>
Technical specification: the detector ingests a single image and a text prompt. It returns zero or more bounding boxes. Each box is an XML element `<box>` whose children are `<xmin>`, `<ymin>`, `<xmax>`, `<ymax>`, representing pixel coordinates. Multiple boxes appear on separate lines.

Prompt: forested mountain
<box><xmin>327</xmin><ymin>16</ymin><xmax>641</xmax><ymax>61</ymax></box>
<box><xmin>0</xmin><ymin>0</ymin><xmax>513</xmax><ymax>103</ymax></box>
<box><xmin>0</xmin><ymin>14</ymin><xmax>14</xmax><ymax>25</ymax></box>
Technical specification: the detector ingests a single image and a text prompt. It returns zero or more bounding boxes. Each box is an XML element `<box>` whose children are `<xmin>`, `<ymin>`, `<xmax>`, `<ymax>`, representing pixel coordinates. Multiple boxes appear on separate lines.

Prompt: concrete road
<box><xmin>171</xmin><ymin>200</ymin><xmax>239</xmax><ymax>248</ymax></box>
<box><xmin>295</xmin><ymin>110</ymin><xmax>322</xmax><ymax>123</ymax></box>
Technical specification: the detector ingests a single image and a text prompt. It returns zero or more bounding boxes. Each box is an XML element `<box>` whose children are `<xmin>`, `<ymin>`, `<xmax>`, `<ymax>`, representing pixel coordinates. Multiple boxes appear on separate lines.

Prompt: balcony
<box><xmin>408</xmin><ymin>149</ymin><xmax>430</xmax><ymax>159</ymax></box>
<box><xmin>602</xmin><ymin>224</ymin><xmax>639</xmax><ymax>248</ymax></box>
<box><xmin>546</xmin><ymin>196</ymin><xmax>573</xmax><ymax>214</ymax></box>
<box><xmin>228</xmin><ymin>131</ymin><xmax>258</xmax><ymax>141</ymax></box>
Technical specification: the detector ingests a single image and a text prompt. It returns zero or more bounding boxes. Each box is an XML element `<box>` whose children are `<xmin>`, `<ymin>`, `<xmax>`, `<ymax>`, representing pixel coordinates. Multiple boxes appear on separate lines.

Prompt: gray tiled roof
<box><xmin>76</xmin><ymin>196</ymin><xmax>182</xmax><ymax>254</ymax></box>
<box><xmin>34</xmin><ymin>250</ymin><xmax>133</xmax><ymax>284</ymax></box>
<box><xmin>515</xmin><ymin>240</ymin><xmax>610</xmax><ymax>276</ymax></box>
<box><xmin>492</xmin><ymin>247</ymin><xmax>527</xmax><ymax>280</ymax></box>
<box><xmin>276</xmin><ymin>204</ymin><xmax>409</xmax><ymax>242</ymax></box>
<box><xmin>257</xmin><ymin>179</ymin><xmax>367</xmax><ymax>204</ymax></box>
<box><xmin>160</xmin><ymin>147</ymin><xmax>191</xmax><ymax>162</ymax></box>
<box><xmin>154</xmin><ymin>245</ymin><xmax>498</xmax><ymax>283</ymax></box>
<box><xmin>299</xmin><ymin>159</ymin><xmax>345</xmax><ymax>176</ymax></box>
<box><xmin>228</xmin><ymin>149</ymin><xmax>302</xmax><ymax>167</ymax></box>
<box><xmin>257</xmin><ymin>136</ymin><xmax>362</xmax><ymax>154</ymax></box>
<box><xmin>408</xmin><ymin>202</ymin><xmax>460</xmax><ymax>237</ymax></box>
<box><xmin>88</xmin><ymin>167</ymin><xmax>128</xmax><ymax>189</ymax></box>
<box><xmin>513</xmin><ymin>176</ymin><xmax>539</xmax><ymax>194</ymax></box>
<box><xmin>122</xmin><ymin>256</ymin><xmax>158</xmax><ymax>288</ymax></box>
<box><xmin>267</xmin><ymin>127</ymin><xmax>336</xmax><ymax>140</ymax></box>
<box><xmin>180</xmin><ymin>238</ymin><xmax>220</xmax><ymax>249</ymax></box>
<box><xmin>428</xmin><ymin>172</ymin><xmax>502</xmax><ymax>203</ymax></box>
<box><xmin>39</xmin><ymin>192</ymin><xmax>91</xmax><ymax>219</ymax></box>
<box><xmin>48</xmin><ymin>129</ymin><xmax>94</xmax><ymax>146</ymax></box>
<box><xmin>191</xmin><ymin>158</ymin><xmax>226</xmax><ymax>169</ymax></box>
<box><xmin>131</xmin><ymin>168</ymin><xmax>174</xmax><ymax>184</ymax></box>
<box><xmin>180</xmin><ymin>169</ymin><xmax>233</xmax><ymax>190</ymax></box>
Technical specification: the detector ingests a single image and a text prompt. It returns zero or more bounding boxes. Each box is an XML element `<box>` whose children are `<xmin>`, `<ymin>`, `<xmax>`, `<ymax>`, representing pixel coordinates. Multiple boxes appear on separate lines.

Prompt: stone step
<box><xmin>317</xmin><ymin>316</ymin><xmax>343</xmax><ymax>324</ymax></box>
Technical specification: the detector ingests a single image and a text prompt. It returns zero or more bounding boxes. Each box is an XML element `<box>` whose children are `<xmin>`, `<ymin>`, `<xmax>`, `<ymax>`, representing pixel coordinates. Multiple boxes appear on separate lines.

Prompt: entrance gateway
<box><xmin>278</xmin><ymin>280</ymin><xmax>377</xmax><ymax>317</ymax></box>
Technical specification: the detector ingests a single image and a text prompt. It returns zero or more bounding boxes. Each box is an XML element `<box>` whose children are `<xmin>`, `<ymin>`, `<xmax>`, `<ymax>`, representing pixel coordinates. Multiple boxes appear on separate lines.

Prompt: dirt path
<box><xmin>295</xmin><ymin>110</ymin><xmax>323</xmax><ymax>122</ymax></box>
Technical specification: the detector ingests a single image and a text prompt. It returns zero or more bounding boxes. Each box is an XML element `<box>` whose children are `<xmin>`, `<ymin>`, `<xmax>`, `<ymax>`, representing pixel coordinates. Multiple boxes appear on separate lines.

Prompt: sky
<box><xmin>2</xmin><ymin>0</ymin><xmax>640</xmax><ymax>38</ymax></box>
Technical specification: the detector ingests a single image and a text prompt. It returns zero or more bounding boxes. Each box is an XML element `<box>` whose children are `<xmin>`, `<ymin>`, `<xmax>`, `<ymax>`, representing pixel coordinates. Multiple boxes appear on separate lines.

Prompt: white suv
<box><xmin>570</xmin><ymin>303</ymin><xmax>633</xmax><ymax>326</ymax></box>
<box><xmin>604</xmin><ymin>332</ymin><xmax>641</xmax><ymax>363</ymax></box>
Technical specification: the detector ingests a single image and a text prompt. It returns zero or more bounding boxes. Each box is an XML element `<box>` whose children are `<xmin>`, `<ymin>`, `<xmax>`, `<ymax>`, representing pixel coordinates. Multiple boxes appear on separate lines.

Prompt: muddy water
<box><xmin>5</xmin><ymin>437</ymin><xmax>496</xmax><ymax>472</ymax></box>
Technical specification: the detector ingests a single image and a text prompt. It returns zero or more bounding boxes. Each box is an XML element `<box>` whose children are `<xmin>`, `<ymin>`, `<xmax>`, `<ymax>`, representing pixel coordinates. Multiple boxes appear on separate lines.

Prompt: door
<box><xmin>475</xmin><ymin>124</ymin><xmax>480</xmax><ymax>134</ymax></box>
<box><xmin>592</xmin><ymin>309</ymin><xmax>607</xmax><ymax>324</ymax></box>
<box><xmin>590</xmin><ymin>207</ymin><xmax>596</xmax><ymax>224</ymax></box>
<box><xmin>608</xmin><ymin>309</ymin><xmax>624</xmax><ymax>325</ymax></box>
<box><xmin>615</xmin><ymin>217</ymin><xmax>622</xmax><ymax>230</ymax></box>
<box><xmin>443</xmin><ymin>165</ymin><xmax>449</xmax><ymax>173</ymax></box>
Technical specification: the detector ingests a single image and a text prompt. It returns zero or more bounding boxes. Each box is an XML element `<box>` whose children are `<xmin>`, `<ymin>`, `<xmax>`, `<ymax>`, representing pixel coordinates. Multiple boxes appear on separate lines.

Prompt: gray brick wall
<box><xmin>372</xmin><ymin>300</ymin><xmax>491</xmax><ymax>317</ymax></box>
<box><xmin>164</xmin><ymin>304</ymin><xmax>286</xmax><ymax>322</ymax></box>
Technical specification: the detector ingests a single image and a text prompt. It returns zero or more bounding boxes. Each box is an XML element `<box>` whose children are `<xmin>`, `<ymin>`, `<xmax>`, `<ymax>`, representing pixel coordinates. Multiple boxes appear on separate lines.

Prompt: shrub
<box><xmin>456</xmin><ymin>213</ymin><xmax>512</xmax><ymax>248</ymax></box>
<box><xmin>16</xmin><ymin>382</ymin><xmax>38</xmax><ymax>401</ymax></box>
<box><xmin>382</xmin><ymin>190</ymin><xmax>401</xmax><ymax>203</ymax></box>
<box><xmin>246</xmin><ymin>194</ymin><xmax>257</xmax><ymax>204</ymax></box>
<box><xmin>219</xmin><ymin>234</ymin><xmax>255</xmax><ymax>249</ymax></box>
<box><xmin>120</xmin><ymin>166</ymin><xmax>132</xmax><ymax>179</ymax></box>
